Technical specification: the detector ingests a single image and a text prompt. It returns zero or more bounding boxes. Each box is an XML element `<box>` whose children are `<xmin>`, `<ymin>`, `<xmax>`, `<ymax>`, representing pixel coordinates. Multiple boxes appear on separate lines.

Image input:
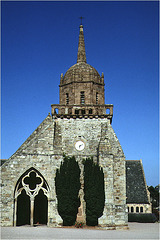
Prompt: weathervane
<box><xmin>79</xmin><ymin>16</ymin><xmax>84</xmax><ymax>25</ymax></box>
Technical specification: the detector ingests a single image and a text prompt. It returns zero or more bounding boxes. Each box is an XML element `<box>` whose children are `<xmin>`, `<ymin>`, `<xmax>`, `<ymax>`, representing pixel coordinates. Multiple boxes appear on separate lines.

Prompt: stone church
<box><xmin>1</xmin><ymin>24</ymin><xmax>151</xmax><ymax>228</ymax></box>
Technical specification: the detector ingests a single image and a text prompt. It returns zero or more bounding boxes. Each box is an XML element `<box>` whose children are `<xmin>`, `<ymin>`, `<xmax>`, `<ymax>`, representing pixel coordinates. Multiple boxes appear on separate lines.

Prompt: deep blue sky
<box><xmin>1</xmin><ymin>1</ymin><xmax>159</xmax><ymax>187</ymax></box>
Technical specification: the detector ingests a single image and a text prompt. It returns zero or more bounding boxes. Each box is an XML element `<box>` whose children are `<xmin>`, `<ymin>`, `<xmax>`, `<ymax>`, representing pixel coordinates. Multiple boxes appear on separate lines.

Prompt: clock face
<box><xmin>75</xmin><ymin>140</ymin><xmax>85</xmax><ymax>151</ymax></box>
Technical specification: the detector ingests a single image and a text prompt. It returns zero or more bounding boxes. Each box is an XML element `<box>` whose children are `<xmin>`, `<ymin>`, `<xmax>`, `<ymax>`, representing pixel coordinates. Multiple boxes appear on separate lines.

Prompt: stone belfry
<box><xmin>51</xmin><ymin>24</ymin><xmax>113</xmax><ymax>123</ymax></box>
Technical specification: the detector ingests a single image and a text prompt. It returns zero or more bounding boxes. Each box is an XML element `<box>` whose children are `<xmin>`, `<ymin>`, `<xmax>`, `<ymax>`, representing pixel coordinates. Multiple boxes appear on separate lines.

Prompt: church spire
<box><xmin>77</xmin><ymin>25</ymin><xmax>87</xmax><ymax>63</ymax></box>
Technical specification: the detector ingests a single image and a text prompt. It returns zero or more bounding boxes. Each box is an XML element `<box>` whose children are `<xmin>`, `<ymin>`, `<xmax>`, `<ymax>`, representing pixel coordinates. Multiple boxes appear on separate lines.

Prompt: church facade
<box><xmin>1</xmin><ymin>24</ymin><xmax>150</xmax><ymax>228</ymax></box>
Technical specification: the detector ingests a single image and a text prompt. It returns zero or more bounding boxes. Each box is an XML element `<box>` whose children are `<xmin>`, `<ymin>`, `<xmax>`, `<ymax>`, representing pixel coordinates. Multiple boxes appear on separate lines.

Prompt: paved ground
<box><xmin>1</xmin><ymin>223</ymin><xmax>159</xmax><ymax>240</ymax></box>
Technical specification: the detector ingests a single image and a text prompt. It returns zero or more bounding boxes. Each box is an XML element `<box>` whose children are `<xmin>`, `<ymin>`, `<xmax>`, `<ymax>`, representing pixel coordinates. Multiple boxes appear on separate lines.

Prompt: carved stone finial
<box><xmin>60</xmin><ymin>73</ymin><xmax>63</xmax><ymax>84</ymax></box>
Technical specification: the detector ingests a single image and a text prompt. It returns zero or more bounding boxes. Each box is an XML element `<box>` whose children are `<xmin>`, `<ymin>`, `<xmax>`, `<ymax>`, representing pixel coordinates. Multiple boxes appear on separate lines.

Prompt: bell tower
<box><xmin>51</xmin><ymin>25</ymin><xmax>113</xmax><ymax>123</ymax></box>
<box><xmin>50</xmin><ymin>27</ymin><xmax>127</xmax><ymax>227</ymax></box>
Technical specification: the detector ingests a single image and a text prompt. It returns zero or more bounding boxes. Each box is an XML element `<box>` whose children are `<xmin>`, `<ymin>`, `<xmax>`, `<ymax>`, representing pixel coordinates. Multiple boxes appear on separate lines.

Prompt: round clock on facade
<box><xmin>75</xmin><ymin>140</ymin><xmax>85</xmax><ymax>151</ymax></box>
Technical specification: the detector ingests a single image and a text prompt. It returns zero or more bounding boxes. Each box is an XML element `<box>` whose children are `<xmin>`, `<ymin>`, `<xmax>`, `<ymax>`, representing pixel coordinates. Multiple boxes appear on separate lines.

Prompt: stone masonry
<box><xmin>1</xmin><ymin>114</ymin><xmax>127</xmax><ymax>227</ymax></box>
<box><xmin>1</xmin><ymin>24</ymin><xmax>128</xmax><ymax>228</ymax></box>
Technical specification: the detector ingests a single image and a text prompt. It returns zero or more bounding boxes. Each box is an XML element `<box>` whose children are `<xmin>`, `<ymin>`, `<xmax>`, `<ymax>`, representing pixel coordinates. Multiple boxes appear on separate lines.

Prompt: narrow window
<box><xmin>80</xmin><ymin>91</ymin><xmax>85</xmax><ymax>104</ymax></box>
<box><xmin>68</xmin><ymin>108</ymin><xmax>72</xmax><ymax>114</ymax></box>
<box><xmin>131</xmin><ymin>207</ymin><xmax>134</xmax><ymax>213</ymax></box>
<box><xmin>54</xmin><ymin>108</ymin><xmax>59</xmax><ymax>114</ymax></box>
<box><xmin>66</xmin><ymin>93</ymin><xmax>69</xmax><ymax>104</ymax></box>
<box><xmin>89</xmin><ymin>109</ymin><xmax>92</xmax><ymax>114</ymax></box>
<box><xmin>75</xmin><ymin>109</ymin><xmax>79</xmax><ymax>114</ymax></box>
<box><xmin>96</xmin><ymin>92</ymin><xmax>98</xmax><ymax>104</ymax></box>
<box><xmin>136</xmin><ymin>207</ymin><xmax>139</xmax><ymax>213</ymax></box>
<box><xmin>140</xmin><ymin>207</ymin><xmax>143</xmax><ymax>213</ymax></box>
<box><xmin>81</xmin><ymin>109</ymin><xmax>85</xmax><ymax>115</ymax></box>
<box><xmin>106</xmin><ymin>108</ymin><xmax>110</xmax><ymax>114</ymax></box>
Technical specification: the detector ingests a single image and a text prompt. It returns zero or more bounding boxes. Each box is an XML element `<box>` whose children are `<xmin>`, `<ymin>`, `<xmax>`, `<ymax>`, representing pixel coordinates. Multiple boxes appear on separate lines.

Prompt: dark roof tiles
<box><xmin>126</xmin><ymin>160</ymin><xmax>149</xmax><ymax>204</ymax></box>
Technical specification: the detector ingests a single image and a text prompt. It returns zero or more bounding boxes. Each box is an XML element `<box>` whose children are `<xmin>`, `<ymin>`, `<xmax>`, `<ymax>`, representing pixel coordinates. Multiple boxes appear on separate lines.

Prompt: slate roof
<box><xmin>126</xmin><ymin>160</ymin><xmax>149</xmax><ymax>204</ymax></box>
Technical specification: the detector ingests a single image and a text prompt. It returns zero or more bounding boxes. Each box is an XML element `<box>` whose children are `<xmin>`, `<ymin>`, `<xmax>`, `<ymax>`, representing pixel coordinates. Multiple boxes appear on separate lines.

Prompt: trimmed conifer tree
<box><xmin>55</xmin><ymin>155</ymin><xmax>81</xmax><ymax>226</ymax></box>
<box><xmin>84</xmin><ymin>158</ymin><xmax>105</xmax><ymax>226</ymax></box>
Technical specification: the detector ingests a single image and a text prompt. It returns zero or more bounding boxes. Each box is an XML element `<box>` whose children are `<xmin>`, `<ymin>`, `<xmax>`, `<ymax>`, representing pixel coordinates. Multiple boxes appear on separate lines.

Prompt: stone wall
<box><xmin>1</xmin><ymin>114</ymin><xmax>61</xmax><ymax>227</ymax></box>
<box><xmin>1</xmin><ymin>114</ymin><xmax>127</xmax><ymax>227</ymax></box>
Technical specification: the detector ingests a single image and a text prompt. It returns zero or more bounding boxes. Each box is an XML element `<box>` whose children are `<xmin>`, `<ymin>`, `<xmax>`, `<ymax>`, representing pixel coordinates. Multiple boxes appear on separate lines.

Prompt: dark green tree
<box><xmin>148</xmin><ymin>185</ymin><xmax>159</xmax><ymax>220</ymax></box>
<box><xmin>148</xmin><ymin>186</ymin><xmax>159</xmax><ymax>208</ymax></box>
<box><xmin>83</xmin><ymin>158</ymin><xmax>105</xmax><ymax>226</ymax></box>
<box><xmin>55</xmin><ymin>155</ymin><xmax>81</xmax><ymax>226</ymax></box>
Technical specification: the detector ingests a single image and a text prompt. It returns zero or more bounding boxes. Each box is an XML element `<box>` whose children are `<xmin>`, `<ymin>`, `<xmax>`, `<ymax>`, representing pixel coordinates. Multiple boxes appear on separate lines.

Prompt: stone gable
<box><xmin>1</xmin><ymin>115</ymin><xmax>127</xmax><ymax>227</ymax></box>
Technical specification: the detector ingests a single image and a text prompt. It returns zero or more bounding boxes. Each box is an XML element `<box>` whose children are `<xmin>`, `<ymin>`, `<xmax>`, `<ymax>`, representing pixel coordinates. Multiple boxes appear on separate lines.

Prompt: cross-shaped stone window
<box><xmin>24</xmin><ymin>171</ymin><xmax>42</xmax><ymax>190</ymax></box>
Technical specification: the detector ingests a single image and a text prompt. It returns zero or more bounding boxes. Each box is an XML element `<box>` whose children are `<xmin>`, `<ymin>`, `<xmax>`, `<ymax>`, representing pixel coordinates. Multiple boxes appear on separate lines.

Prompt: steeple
<box><xmin>77</xmin><ymin>25</ymin><xmax>86</xmax><ymax>63</ymax></box>
<box><xmin>51</xmin><ymin>24</ymin><xmax>113</xmax><ymax>124</ymax></box>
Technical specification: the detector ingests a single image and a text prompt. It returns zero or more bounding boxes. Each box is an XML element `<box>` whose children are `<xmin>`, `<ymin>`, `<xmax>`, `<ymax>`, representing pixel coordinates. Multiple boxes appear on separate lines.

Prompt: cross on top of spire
<box><xmin>79</xmin><ymin>16</ymin><xmax>84</xmax><ymax>25</ymax></box>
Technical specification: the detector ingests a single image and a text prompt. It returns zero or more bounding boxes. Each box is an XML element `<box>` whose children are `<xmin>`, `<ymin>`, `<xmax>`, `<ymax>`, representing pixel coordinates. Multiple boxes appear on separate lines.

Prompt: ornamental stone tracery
<box><xmin>15</xmin><ymin>169</ymin><xmax>49</xmax><ymax>199</ymax></box>
<box><xmin>14</xmin><ymin>168</ymin><xmax>50</xmax><ymax>226</ymax></box>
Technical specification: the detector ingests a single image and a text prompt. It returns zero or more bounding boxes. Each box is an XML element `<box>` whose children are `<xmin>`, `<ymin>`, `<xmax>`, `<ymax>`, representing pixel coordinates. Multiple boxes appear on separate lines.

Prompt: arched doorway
<box><xmin>14</xmin><ymin>168</ymin><xmax>50</xmax><ymax>226</ymax></box>
<box><xmin>16</xmin><ymin>189</ymin><xmax>30</xmax><ymax>226</ymax></box>
<box><xmin>34</xmin><ymin>189</ymin><xmax>48</xmax><ymax>225</ymax></box>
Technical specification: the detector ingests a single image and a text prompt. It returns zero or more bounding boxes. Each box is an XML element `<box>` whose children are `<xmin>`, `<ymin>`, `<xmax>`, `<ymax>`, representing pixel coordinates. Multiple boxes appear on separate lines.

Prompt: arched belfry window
<box><xmin>14</xmin><ymin>168</ymin><xmax>50</xmax><ymax>227</ymax></box>
<box><xmin>89</xmin><ymin>109</ymin><xmax>92</xmax><ymax>114</ymax></box>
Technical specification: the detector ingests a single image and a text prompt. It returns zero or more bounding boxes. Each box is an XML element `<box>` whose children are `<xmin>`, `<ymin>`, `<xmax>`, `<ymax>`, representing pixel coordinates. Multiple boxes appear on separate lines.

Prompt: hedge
<box><xmin>128</xmin><ymin>213</ymin><xmax>157</xmax><ymax>223</ymax></box>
